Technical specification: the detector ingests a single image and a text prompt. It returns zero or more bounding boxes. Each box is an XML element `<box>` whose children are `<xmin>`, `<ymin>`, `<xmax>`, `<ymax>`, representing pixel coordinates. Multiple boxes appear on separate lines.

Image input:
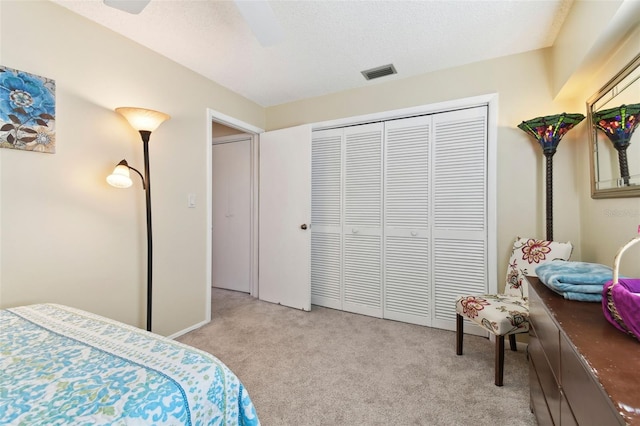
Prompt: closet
<box><xmin>311</xmin><ymin>106</ymin><xmax>490</xmax><ymax>330</ymax></box>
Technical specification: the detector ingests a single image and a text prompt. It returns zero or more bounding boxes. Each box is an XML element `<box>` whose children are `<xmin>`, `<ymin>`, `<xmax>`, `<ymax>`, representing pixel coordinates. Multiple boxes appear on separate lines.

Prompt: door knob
<box><xmin>300</xmin><ymin>224</ymin><xmax>308</xmax><ymax>230</ymax></box>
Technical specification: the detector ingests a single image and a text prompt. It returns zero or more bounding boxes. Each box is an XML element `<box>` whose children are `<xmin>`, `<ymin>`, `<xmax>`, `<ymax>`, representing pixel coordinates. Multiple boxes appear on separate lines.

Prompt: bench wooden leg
<box><xmin>495</xmin><ymin>335</ymin><xmax>505</xmax><ymax>386</ymax></box>
<box><xmin>456</xmin><ymin>314</ymin><xmax>463</xmax><ymax>355</ymax></box>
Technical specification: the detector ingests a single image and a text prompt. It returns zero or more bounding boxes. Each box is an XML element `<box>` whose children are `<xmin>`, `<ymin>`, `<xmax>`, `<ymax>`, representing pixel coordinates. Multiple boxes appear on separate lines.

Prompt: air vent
<box><xmin>361</xmin><ymin>64</ymin><xmax>397</xmax><ymax>81</ymax></box>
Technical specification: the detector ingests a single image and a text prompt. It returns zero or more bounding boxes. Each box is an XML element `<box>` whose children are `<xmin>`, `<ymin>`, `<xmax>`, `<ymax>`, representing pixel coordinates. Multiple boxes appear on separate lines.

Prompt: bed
<box><xmin>0</xmin><ymin>303</ymin><xmax>259</xmax><ymax>425</ymax></box>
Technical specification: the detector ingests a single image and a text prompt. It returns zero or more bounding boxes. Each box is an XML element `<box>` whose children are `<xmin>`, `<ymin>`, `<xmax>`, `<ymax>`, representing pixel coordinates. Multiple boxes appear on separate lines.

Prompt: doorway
<box><xmin>205</xmin><ymin>109</ymin><xmax>263</xmax><ymax>323</ymax></box>
<box><xmin>212</xmin><ymin>134</ymin><xmax>252</xmax><ymax>293</ymax></box>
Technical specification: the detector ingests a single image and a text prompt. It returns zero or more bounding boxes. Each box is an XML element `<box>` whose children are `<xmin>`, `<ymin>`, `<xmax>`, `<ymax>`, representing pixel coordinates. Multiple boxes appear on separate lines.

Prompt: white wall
<box><xmin>0</xmin><ymin>0</ymin><xmax>264</xmax><ymax>336</ymax></box>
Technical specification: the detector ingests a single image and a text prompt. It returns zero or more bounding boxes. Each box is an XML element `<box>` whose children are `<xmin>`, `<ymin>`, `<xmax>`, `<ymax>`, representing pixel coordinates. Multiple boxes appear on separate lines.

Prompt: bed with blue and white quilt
<box><xmin>0</xmin><ymin>303</ymin><xmax>259</xmax><ymax>425</ymax></box>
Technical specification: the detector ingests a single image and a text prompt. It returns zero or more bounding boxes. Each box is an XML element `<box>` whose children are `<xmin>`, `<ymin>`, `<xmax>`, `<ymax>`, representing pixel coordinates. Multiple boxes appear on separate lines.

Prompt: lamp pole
<box><xmin>140</xmin><ymin>130</ymin><xmax>153</xmax><ymax>332</ymax></box>
<box><xmin>544</xmin><ymin>152</ymin><xmax>554</xmax><ymax>241</ymax></box>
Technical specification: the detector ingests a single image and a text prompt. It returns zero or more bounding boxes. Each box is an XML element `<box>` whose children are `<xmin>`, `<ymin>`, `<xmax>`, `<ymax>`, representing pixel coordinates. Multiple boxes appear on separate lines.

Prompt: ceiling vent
<box><xmin>361</xmin><ymin>64</ymin><xmax>397</xmax><ymax>81</ymax></box>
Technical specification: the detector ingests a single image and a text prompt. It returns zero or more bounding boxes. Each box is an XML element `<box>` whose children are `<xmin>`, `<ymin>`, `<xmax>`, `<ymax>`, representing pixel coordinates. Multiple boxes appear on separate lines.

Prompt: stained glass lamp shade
<box><xmin>592</xmin><ymin>103</ymin><xmax>640</xmax><ymax>186</ymax></box>
<box><xmin>518</xmin><ymin>113</ymin><xmax>585</xmax><ymax>241</ymax></box>
<box><xmin>518</xmin><ymin>113</ymin><xmax>586</xmax><ymax>156</ymax></box>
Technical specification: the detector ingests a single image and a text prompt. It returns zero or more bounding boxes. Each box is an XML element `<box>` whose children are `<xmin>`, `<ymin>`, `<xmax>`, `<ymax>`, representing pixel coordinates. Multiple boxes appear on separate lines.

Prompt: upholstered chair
<box><xmin>455</xmin><ymin>237</ymin><xmax>573</xmax><ymax>386</ymax></box>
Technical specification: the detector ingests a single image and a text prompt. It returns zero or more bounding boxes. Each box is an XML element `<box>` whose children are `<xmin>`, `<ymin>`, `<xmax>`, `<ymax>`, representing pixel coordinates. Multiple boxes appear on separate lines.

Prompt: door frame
<box><xmin>310</xmin><ymin>93</ymin><xmax>498</xmax><ymax>297</ymax></box>
<box><xmin>206</xmin><ymin>108</ymin><xmax>263</xmax><ymax>322</ymax></box>
<box><xmin>310</xmin><ymin>93</ymin><xmax>498</xmax><ymax>336</ymax></box>
<box><xmin>211</xmin><ymin>134</ymin><xmax>253</xmax><ymax>293</ymax></box>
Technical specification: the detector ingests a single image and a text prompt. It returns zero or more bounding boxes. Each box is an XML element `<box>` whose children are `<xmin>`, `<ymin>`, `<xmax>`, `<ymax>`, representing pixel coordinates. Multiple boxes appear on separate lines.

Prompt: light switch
<box><xmin>187</xmin><ymin>193</ymin><xmax>196</xmax><ymax>208</ymax></box>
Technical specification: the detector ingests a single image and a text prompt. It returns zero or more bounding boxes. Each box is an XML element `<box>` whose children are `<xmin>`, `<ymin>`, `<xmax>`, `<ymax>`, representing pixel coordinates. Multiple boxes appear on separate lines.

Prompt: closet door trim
<box><xmin>312</xmin><ymin>93</ymin><xmax>497</xmax><ymax>297</ymax></box>
<box><xmin>311</xmin><ymin>94</ymin><xmax>499</xmax><ymax>330</ymax></box>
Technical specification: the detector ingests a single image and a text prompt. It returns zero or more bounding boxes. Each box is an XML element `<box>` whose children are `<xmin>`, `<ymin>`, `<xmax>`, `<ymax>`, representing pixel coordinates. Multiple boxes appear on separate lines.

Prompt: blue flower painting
<box><xmin>0</xmin><ymin>66</ymin><xmax>55</xmax><ymax>153</ymax></box>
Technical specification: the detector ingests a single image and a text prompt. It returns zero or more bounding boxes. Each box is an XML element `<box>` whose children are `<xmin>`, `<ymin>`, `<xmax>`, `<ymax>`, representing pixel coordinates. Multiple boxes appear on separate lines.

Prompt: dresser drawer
<box><xmin>529</xmin><ymin>333</ymin><xmax>561</xmax><ymax>425</ymax></box>
<box><xmin>529</xmin><ymin>284</ymin><xmax>561</xmax><ymax>382</ymax></box>
<box><xmin>560</xmin><ymin>334</ymin><xmax>623</xmax><ymax>425</ymax></box>
<box><xmin>530</xmin><ymin>354</ymin><xmax>554</xmax><ymax>426</ymax></box>
<box><xmin>560</xmin><ymin>393</ymin><xmax>578</xmax><ymax>426</ymax></box>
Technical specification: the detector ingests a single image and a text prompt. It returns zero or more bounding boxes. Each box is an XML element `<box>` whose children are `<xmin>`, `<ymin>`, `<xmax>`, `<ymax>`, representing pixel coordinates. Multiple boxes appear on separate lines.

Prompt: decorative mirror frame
<box><xmin>589</xmin><ymin>53</ymin><xmax>640</xmax><ymax>199</ymax></box>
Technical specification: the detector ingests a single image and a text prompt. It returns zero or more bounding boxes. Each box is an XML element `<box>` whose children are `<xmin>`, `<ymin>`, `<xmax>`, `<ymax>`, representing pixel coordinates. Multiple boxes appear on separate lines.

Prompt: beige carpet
<box><xmin>177</xmin><ymin>288</ymin><xmax>536</xmax><ymax>426</ymax></box>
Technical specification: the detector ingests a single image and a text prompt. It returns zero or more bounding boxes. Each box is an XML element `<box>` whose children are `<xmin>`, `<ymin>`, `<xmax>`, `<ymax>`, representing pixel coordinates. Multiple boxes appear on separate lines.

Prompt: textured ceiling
<box><xmin>52</xmin><ymin>0</ymin><xmax>574</xmax><ymax>107</ymax></box>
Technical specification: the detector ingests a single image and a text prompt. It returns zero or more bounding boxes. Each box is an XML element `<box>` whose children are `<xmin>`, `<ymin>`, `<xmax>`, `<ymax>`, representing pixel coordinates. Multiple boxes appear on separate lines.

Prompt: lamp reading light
<box><xmin>108</xmin><ymin>107</ymin><xmax>170</xmax><ymax>332</ymax></box>
<box><xmin>107</xmin><ymin>160</ymin><xmax>134</xmax><ymax>188</ymax></box>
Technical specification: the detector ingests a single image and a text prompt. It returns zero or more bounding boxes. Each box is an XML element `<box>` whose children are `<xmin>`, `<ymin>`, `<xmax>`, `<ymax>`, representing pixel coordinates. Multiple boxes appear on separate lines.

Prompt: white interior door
<box><xmin>212</xmin><ymin>138</ymin><xmax>252</xmax><ymax>292</ymax></box>
<box><xmin>342</xmin><ymin>123</ymin><xmax>384</xmax><ymax>318</ymax></box>
<box><xmin>431</xmin><ymin>106</ymin><xmax>488</xmax><ymax>333</ymax></box>
<box><xmin>383</xmin><ymin>115</ymin><xmax>431</xmax><ymax>326</ymax></box>
<box><xmin>259</xmin><ymin>124</ymin><xmax>312</xmax><ymax>311</ymax></box>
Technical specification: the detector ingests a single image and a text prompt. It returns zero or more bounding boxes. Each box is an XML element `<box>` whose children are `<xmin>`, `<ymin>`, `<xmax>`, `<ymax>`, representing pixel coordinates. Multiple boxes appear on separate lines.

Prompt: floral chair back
<box><xmin>505</xmin><ymin>237</ymin><xmax>573</xmax><ymax>299</ymax></box>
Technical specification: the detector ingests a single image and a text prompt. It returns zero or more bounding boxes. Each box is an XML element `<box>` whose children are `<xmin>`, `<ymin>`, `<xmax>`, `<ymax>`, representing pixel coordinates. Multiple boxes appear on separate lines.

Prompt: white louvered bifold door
<box><xmin>311</xmin><ymin>128</ymin><xmax>343</xmax><ymax>310</ymax></box>
<box><xmin>431</xmin><ymin>106</ymin><xmax>488</xmax><ymax>332</ymax></box>
<box><xmin>383</xmin><ymin>116</ymin><xmax>431</xmax><ymax>326</ymax></box>
<box><xmin>343</xmin><ymin>123</ymin><xmax>384</xmax><ymax>318</ymax></box>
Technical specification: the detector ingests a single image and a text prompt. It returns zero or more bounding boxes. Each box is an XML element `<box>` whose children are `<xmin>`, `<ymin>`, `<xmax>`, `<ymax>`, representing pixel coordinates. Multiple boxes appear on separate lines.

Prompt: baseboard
<box><xmin>167</xmin><ymin>319</ymin><xmax>209</xmax><ymax>340</ymax></box>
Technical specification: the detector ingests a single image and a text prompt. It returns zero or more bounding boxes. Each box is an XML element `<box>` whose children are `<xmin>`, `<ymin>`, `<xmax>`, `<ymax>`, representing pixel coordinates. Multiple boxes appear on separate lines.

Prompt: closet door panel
<box><xmin>311</xmin><ymin>233</ymin><xmax>342</xmax><ymax>309</ymax></box>
<box><xmin>385</xmin><ymin>236</ymin><xmax>430</xmax><ymax>325</ymax></box>
<box><xmin>342</xmin><ymin>123</ymin><xmax>384</xmax><ymax>317</ymax></box>
<box><xmin>383</xmin><ymin>116</ymin><xmax>431</xmax><ymax>325</ymax></box>
<box><xmin>311</xmin><ymin>129</ymin><xmax>343</xmax><ymax>309</ymax></box>
<box><xmin>432</xmin><ymin>107</ymin><xmax>487</xmax><ymax>231</ymax></box>
<box><xmin>343</xmin><ymin>233</ymin><xmax>382</xmax><ymax>317</ymax></box>
<box><xmin>344</xmin><ymin>124</ymin><xmax>383</xmax><ymax>228</ymax></box>
<box><xmin>432</xmin><ymin>237</ymin><xmax>487</xmax><ymax>332</ymax></box>
<box><xmin>431</xmin><ymin>106</ymin><xmax>488</xmax><ymax>332</ymax></box>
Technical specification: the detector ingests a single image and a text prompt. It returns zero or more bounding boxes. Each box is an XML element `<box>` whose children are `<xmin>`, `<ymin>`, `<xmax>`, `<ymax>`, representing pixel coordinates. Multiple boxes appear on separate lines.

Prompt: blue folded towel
<box><xmin>535</xmin><ymin>260</ymin><xmax>614</xmax><ymax>302</ymax></box>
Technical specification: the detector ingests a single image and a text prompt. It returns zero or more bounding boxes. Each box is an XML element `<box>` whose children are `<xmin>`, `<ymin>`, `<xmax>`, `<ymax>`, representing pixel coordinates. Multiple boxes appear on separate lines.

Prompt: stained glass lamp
<box><xmin>518</xmin><ymin>113</ymin><xmax>585</xmax><ymax>241</ymax></box>
<box><xmin>592</xmin><ymin>103</ymin><xmax>640</xmax><ymax>187</ymax></box>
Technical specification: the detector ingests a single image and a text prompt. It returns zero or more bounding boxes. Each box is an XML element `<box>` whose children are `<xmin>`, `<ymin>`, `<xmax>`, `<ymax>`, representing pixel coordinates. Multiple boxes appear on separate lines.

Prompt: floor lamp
<box><xmin>107</xmin><ymin>107</ymin><xmax>170</xmax><ymax>332</ymax></box>
<box><xmin>592</xmin><ymin>103</ymin><xmax>640</xmax><ymax>187</ymax></box>
<box><xmin>518</xmin><ymin>113</ymin><xmax>584</xmax><ymax>241</ymax></box>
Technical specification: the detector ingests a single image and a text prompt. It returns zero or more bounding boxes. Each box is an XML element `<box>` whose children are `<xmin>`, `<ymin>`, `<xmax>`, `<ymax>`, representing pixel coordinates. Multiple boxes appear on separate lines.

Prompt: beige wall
<box><xmin>265</xmin><ymin>0</ymin><xmax>640</xmax><ymax>285</ymax></box>
<box><xmin>1</xmin><ymin>0</ymin><xmax>638</xmax><ymax>333</ymax></box>
<box><xmin>576</xmin><ymin>23</ymin><xmax>640</xmax><ymax>276</ymax></box>
<box><xmin>212</xmin><ymin>123</ymin><xmax>248</xmax><ymax>138</ymax></box>
<box><xmin>266</xmin><ymin>49</ymin><xmax>583</xmax><ymax>286</ymax></box>
<box><xmin>0</xmin><ymin>0</ymin><xmax>264</xmax><ymax>336</ymax></box>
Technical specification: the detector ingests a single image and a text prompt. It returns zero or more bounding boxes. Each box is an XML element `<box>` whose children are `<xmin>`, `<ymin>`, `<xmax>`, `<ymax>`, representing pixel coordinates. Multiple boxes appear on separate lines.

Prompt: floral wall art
<box><xmin>0</xmin><ymin>65</ymin><xmax>55</xmax><ymax>153</ymax></box>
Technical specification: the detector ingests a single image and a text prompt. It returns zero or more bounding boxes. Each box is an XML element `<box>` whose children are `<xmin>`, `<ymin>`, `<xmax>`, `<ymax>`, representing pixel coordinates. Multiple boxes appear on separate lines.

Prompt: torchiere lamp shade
<box><xmin>592</xmin><ymin>104</ymin><xmax>640</xmax><ymax>186</ymax></box>
<box><xmin>518</xmin><ymin>113</ymin><xmax>586</xmax><ymax>155</ymax></box>
<box><xmin>115</xmin><ymin>107</ymin><xmax>170</xmax><ymax>132</ymax></box>
<box><xmin>592</xmin><ymin>103</ymin><xmax>640</xmax><ymax>148</ymax></box>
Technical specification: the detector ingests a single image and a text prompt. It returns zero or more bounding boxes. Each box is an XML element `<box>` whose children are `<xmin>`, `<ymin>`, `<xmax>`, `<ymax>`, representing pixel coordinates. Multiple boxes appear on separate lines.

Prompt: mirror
<box><xmin>589</xmin><ymin>53</ymin><xmax>640</xmax><ymax>198</ymax></box>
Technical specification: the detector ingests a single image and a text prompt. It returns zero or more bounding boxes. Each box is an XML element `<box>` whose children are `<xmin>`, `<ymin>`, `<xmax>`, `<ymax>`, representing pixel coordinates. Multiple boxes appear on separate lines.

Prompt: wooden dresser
<box><xmin>527</xmin><ymin>276</ymin><xmax>640</xmax><ymax>425</ymax></box>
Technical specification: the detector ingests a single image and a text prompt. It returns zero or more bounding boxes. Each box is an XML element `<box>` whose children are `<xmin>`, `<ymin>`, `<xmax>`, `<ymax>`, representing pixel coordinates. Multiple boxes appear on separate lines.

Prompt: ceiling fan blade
<box><xmin>234</xmin><ymin>0</ymin><xmax>285</xmax><ymax>47</ymax></box>
<box><xmin>103</xmin><ymin>0</ymin><xmax>151</xmax><ymax>15</ymax></box>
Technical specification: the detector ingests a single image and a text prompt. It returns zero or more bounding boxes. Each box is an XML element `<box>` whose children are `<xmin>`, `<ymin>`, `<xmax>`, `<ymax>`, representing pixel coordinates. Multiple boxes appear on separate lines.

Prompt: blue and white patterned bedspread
<box><xmin>0</xmin><ymin>304</ymin><xmax>259</xmax><ymax>425</ymax></box>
